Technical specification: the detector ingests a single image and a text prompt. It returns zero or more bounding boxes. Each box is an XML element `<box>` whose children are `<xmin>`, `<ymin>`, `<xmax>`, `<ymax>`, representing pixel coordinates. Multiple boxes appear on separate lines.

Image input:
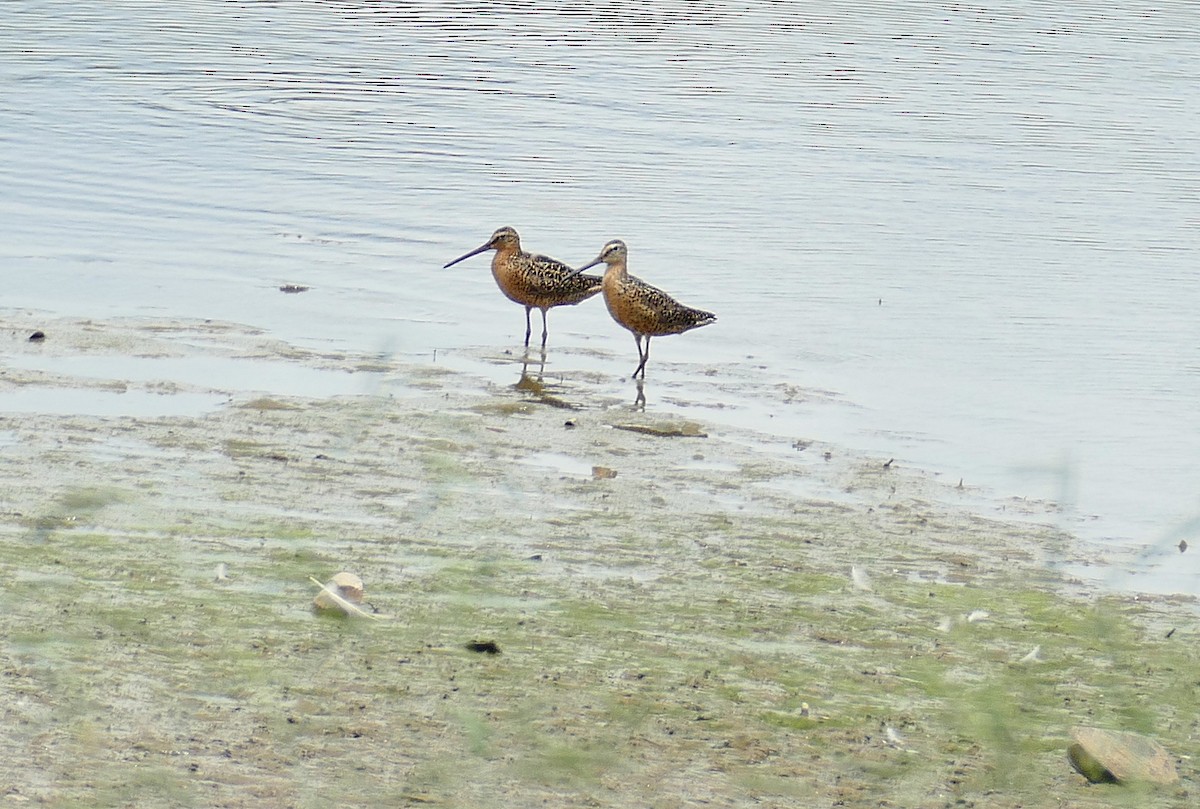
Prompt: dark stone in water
<box><xmin>465</xmin><ymin>640</ymin><xmax>501</xmax><ymax>655</ymax></box>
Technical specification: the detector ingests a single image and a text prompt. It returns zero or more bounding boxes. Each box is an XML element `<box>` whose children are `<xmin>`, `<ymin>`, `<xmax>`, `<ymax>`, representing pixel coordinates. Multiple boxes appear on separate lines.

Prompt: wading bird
<box><xmin>570</xmin><ymin>239</ymin><xmax>715</xmax><ymax>377</ymax></box>
<box><xmin>444</xmin><ymin>226</ymin><xmax>602</xmax><ymax>349</ymax></box>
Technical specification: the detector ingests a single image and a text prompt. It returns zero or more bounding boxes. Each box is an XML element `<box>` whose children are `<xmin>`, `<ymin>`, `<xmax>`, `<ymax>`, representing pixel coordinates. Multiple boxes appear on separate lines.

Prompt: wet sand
<box><xmin>0</xmin><ymin>314</ymin><xmax>1194</xmax><ymax>807</ymax></box>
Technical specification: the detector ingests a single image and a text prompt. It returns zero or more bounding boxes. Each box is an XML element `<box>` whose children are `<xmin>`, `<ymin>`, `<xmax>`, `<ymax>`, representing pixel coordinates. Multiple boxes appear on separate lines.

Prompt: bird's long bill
<box><xmin>443</xmin><ymin>242</ymin><xmax>491</xmax><ymax>269</ymax></box>
<box><xmin>566</xmin><ymin>256</ymin><xmax>603</xmax><ymax>277</ymax></box>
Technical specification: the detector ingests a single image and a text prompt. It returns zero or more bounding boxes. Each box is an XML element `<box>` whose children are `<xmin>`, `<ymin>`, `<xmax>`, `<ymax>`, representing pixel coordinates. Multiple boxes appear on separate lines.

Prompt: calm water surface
<box><xmin>3</xmin><ymin>1</ymin><xmax>1199</xmax><ymax>592</ymax></box>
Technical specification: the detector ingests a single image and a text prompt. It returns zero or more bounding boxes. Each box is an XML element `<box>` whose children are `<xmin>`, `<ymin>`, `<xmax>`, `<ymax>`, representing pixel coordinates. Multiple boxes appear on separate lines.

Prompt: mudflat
<box><xmin>1</xmin><ymin>315</ymin><xmax>1194</xmax><ymax>807</ymax></box>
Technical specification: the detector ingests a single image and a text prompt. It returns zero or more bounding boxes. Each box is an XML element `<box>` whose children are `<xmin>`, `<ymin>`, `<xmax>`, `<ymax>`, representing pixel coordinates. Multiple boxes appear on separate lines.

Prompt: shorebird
<box><xmin>570</xmin><ymin>239</ymin><xmax>715</xmax><ymax>377</ymax></box>
<box><xmin>443</xmin><ymin>226</ymin><xmax>602</xmax><ymax>349</ymax></box>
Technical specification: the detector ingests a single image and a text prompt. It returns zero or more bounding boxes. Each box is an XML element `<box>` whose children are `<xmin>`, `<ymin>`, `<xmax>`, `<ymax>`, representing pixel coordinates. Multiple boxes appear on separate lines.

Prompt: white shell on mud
<box><xmin>313</xmin><ymin>571</ymin><xmax>365</xmax><ymax>611</ymax></box>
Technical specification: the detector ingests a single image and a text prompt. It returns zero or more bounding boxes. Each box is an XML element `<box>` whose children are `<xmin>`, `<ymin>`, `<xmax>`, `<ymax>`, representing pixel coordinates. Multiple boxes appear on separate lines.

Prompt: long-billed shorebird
<box><xmin>570</xmin><ymin>239</ymin><xmax>715</xmax><ymax>377</ymax></box>
<box><xmin>443</xmin><ymin>226</ymin><xmax>602</xmax><ymax>349</ymax></box>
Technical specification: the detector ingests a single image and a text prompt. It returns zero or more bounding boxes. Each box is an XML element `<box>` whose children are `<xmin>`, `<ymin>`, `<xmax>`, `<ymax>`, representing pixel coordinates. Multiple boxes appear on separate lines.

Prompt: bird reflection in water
<box><xmin>515</xmin><ymin>347</ymin><xmax>546</xmax><ymax>389</ymax></box>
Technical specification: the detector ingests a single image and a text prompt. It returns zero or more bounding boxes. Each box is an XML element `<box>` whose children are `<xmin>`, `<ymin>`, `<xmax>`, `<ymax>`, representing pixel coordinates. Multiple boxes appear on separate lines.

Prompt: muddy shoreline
<box><xmin>1</xmin><ymin>315</ymin><xmax>1194</xmax><ymax>807</ymax></box>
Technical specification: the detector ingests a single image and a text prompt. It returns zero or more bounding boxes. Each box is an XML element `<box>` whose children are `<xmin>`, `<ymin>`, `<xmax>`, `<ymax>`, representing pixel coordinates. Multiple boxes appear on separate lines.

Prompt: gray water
<box><xmin>3</xmin><ymin>1</ymin><xmax>1199</xmax><ymax>593</ymax></box>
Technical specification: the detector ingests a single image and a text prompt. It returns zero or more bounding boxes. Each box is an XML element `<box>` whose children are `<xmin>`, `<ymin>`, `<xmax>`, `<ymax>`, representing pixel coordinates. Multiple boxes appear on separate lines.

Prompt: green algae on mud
<box><xmin>0</xmin><ymin>316</ymin><xmax>1196</xmax><ymax>808</ymax></box>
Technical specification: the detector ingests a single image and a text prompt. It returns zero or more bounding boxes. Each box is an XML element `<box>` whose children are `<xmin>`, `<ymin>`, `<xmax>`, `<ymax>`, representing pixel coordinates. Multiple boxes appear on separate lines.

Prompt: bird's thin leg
<box><xmin>540</xmin><ymin>308</ymin><xmax>549</xmax><ymax>349</ymax></box>
<box><xmin>523</xmin><ymin>306</ymin><xmax>533</xmax><ymax>348</ymax></box>
<box><xmin>634</xmin><ymin>336</ymin><xmax>651</xmax><ymax>378</ymax></box>
<box><xmin>631</xmin><ymin>334</ymin><xmax>645</xmax><ymax>377</ymax></box>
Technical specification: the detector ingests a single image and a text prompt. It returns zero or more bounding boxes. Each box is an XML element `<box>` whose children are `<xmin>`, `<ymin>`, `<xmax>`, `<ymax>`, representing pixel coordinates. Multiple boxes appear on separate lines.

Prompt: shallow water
<box><xmin>0</xmin><ymin>386</ymin><xmax>226</xmax><ymax>418</ymax></box>
<box><xmin>3</xmin><ymin>1</ymin><xmax>1198</xmax><ymax>592</ymax></box>
<box><xmin>5</xmin><ymin>353</ymin><xmax>376</xmax><ymax>398</ymax></box>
